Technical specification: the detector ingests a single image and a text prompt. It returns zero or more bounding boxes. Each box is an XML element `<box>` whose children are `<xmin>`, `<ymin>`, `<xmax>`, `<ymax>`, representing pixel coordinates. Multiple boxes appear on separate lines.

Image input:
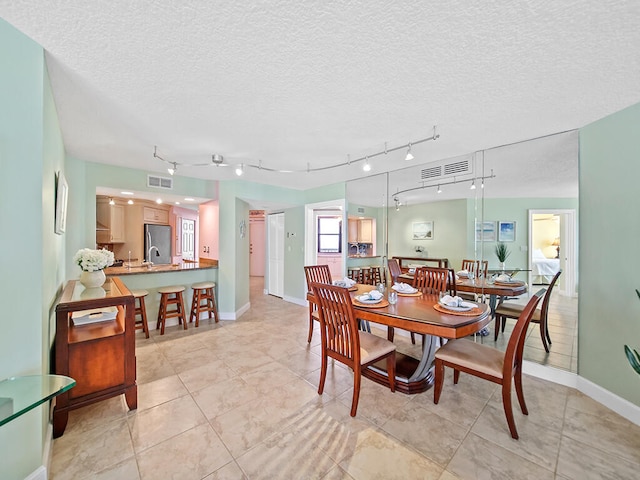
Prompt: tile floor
<box><xmin>50</xmin><ymin>278</ymin><xmax>638</xmax><ymax>479</ymax></box>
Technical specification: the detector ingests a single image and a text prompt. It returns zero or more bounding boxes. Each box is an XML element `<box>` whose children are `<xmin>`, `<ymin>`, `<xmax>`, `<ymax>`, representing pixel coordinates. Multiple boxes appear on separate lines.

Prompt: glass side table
<box><xmin>0</xmin><ymin>375</ymin><xmax>75</xmax><ymax>427</ymax></box>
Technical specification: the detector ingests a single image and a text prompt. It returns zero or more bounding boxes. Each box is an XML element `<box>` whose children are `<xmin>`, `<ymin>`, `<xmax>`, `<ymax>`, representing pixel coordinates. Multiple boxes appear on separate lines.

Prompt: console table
<box><xmin>53</xmin><ymin>276</ymin><xmax>136</xmax><ymax>437</ymax></box>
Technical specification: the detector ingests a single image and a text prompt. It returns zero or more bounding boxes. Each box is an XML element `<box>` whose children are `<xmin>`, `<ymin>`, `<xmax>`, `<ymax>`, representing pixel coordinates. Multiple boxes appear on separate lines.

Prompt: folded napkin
<box><xmin>456</xmin><ymin>269</ymin><xmax>469</xmax><ymax>277</ymax></box>
<box><xmin>495</xmin><ymin>274</ymin><xmax>511</xmax><ymax>282</ymax></box>
<box><xmin>333</xmin><ymin>277</ymin><xmax>357</xmax><ymax>288</ymax></box>
<box><xmin>392</xmin><ymin>282</ymin><xmax>416</xmax><ymax>293</ymax></box>
<box><xmin>439</xmin><ymin>295</ymin><xmax>475</xmax><ymax>308</ymax></box>
<box><xmin>360</xmin><ymin>290</ymin><xmax>383</xmax><ymax>301</ymax></box>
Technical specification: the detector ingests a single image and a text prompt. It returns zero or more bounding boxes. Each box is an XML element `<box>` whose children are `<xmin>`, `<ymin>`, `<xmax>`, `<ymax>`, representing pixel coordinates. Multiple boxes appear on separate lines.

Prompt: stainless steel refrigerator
<box><xmin>144</xmin><ymin>224</ymin><xmax>172</xmax><ymax>264</ymax></box>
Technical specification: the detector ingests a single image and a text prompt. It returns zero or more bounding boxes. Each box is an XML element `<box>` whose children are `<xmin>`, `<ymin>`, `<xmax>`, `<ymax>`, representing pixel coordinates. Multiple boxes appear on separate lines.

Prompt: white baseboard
<box><xmin>522</xmin><ymin>360</ymin><xmax>578</xmax><ymax>388</ymax></box>
<box><xmin>283</xmin><ymin>295</ymin><xmax>307</xmax><ymax>307</ymax></box>
<box><xmin>576</xmin><ymin>375</ymin><xmax>640</xmax><ymax>426</ymax></box>
<box><xmin>25</xmin><ymin>466</ymin><xmax>46</xmax><ymax>480</ymax></box>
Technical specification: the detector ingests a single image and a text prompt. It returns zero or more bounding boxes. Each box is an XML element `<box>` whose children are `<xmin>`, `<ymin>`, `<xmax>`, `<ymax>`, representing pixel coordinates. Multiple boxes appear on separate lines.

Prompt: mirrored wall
<box><xmin>346</xmin><ymin>130</ymin><xmax>579</xmax><ymax>372</ymax></box>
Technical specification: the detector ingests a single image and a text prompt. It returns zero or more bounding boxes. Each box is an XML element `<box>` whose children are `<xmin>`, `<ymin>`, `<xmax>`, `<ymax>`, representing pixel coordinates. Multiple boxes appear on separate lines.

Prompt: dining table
<box><xmin>348</xmin><ymin>284</ymin><xmax>491</xmax><ymax>394</ymax></box>
<box><xmin>455</xmin><ymin>277</ymin><xmax>527</xmax><ymax>317</ymax></box>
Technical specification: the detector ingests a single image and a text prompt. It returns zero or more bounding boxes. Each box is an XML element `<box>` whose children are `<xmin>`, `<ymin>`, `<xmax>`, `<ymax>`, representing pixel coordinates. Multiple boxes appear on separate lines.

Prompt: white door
<box><xmin>267</xmin><ymin>213</ymin><xmax>285</xmax><ymax>297</ymax></box>
<box><xmin>250</xmin><ymin>218</ymin><xmax>265</xmax><ymax>276</ymax></box>
<box><xmin>181</xmin><ymin>218</ymin><xmax>195</xmax><ymax>260</ymax></box>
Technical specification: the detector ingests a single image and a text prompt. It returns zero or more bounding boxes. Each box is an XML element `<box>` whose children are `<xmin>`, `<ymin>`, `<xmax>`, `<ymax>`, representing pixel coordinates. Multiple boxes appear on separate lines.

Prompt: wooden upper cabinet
<box><xmin>348</xmin><ymin>219</ymin><xmax>358</xmax><ymax>243</ymax></box>
<box><xmin>358</xmin><ymin>218</ymin><xmax>373</xmax><ymax>243</ymax></box>
<box><xmin>96</xmin><ymin>200</ymin><xmax>125</xmax><ymax>243</ymax></box>
<box><xmin>143</xmin><ymin>206</ymin><xmax>169</xmax><ymax>224</ymax></box>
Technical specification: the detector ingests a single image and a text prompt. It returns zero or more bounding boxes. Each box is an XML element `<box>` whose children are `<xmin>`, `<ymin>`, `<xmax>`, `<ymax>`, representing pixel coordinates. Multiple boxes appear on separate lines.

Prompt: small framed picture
<box><xmin>475</xmin><ymin>221</ymin><xmax>496</xmax><ymax>242</ymax></box>
<box><xmin>498</xmin><ymin>221</ymin><xmax>516</xmax><ymax>242</ymax></box>
<box><xmin>55</xmin><ymin>171</ymin><xmax>68</xmax><ymax>235</ymax></box>
<box><xmin>412</xmin><ymin>221</ymin><xmax>433</xmax><ymax>240</ymax></box>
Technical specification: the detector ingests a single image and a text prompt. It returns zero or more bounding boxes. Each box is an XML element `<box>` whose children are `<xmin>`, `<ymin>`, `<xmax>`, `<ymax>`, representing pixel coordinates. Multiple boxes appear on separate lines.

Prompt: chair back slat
<box><xmin>461</xmin><ymin>259</ymin><xmax>488</xmax><ymax>277</ymax></box>
<box><xmin>412</xmin><ymin>267</ymin><xmax>449</xmax><ymax>294</ymax></box>
<box><xmin>310</xmin><ymin>282</ymin><xmax>360</xmax><ymax>368</ymax></box>
<box><xmin>304</xmin><ymin>265</ymin><xmax>332</xmax><ymax>292</ymax></box>
<box><xmin>503</xmin><ymin>289</ymin><xmax>545</xmax><ymax>377</ymax></box>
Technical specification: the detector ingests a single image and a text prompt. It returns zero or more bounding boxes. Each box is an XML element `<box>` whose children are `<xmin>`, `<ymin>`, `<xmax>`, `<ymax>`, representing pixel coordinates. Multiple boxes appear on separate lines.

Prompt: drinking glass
<box><xmin>377</xmin><ymin>283</ymin><xmax>385</xmax><ymax>294</ymax></box>
<box><xmin>388</xmin><ymin>291</ymin><xmax>398</xmax><ymax>305</ymax></box>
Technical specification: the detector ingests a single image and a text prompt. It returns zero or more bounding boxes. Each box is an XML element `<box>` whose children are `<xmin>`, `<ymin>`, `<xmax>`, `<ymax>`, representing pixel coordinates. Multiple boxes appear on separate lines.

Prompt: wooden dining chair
<box><xmin>460</xmin><ymin>259</ymin><xmax>488</xmax><ymax>278</ymax></box>
<box><xmin>304</xmin><ymin>265</ymin><xmax>333</xmax><ymax>343</ymax></box>
<box><xmin>310</xmin><ymin>282</ymin><xmax>396</xmax><ymax>416</ymax></box>
<box><xmin>434</xmin><ymin>289</ymin><xmax>545</xmax><ymax>439</ymax></box>
<box><xmin>494</xmin><ymin>270</ymin><xmax>562</xmax><ymax>352</ymax></box>
<box><xmin>387</xmin><ymin>258</ymin><xmax>402</xmax><ymax>284</ymax></box>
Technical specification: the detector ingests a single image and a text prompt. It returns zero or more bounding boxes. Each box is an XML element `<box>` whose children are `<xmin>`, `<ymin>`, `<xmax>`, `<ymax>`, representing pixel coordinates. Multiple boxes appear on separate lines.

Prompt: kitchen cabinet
<box><xmin>96</xmin><ymin>200</ymin><xmax>125</xmax><ymax>243</ymax></box>
<box><xmin>318</xmin><ymin>254</ymin><xmax>342</xmax><ymax>279</ymax></box>
<box><xmin>143</xmin><ymin>206</ymin><xmax>169</xmax><ymax>224</ymax></box>
<box><xmin>348</xmin><ymin>219</ymin><xmax>358</xmax><ymax>243</ymax></box>
<box><xmin>358</xmin><ymin>218</ymin><xmax>373</xmax><ymax>243</ymax></box>
<box><xmin>53</xmin><ymin>277</ymin><xmax>136</xmax><ymax>437</ymax></box>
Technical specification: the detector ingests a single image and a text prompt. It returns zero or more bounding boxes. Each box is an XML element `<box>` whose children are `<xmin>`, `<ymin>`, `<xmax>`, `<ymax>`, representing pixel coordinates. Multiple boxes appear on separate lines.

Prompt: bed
<box><xmin>531</xmin><ymin>249</ymin><xmax>560</xmax><ymax>284</ymax></box>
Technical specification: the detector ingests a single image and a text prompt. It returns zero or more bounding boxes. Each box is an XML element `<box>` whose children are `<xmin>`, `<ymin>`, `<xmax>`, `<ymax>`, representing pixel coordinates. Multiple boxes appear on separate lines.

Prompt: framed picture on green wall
<box><xmin>498</xmin><ymin>221</ymin><xmax>516</xmax><ymax>242</ymax></box>
<box><xmin>412</xmin><ymin>221</ymin><xmax>433</xmax><ymax>240</ymax></box>
<box><xmin>475</xmin><ymin>221</ymin><xmax>495</xmax><ymax>242</ymax></box>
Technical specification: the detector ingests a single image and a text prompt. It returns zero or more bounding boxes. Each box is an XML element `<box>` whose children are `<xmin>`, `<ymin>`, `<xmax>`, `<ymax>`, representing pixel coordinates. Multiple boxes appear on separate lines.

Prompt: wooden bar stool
<box><xmin>370</xmin><ymin>266</ymin><xmax>382</xmax><ymax>286</ymax></box>
<box><xmin>156</xmin><ymin>285</ymin><xmax>187</xmax><ymax>335</ymax></box>
<box><xmin>361</xmin><ymin>266</ymin><xmax>372</xmax><ymax>285</ymax></box>
<box><xmin>131</xmin><ymin>289</ymin><xmax>149</xmax><ymax>338</ymax></box>
<box><xmin>189</xmin><ymin>281</ymin><xmax>219</xmax><ymax>327</ymax></box>
<box><xmin>347</xmin><ymin>267</ymin><xmax>361</xmax><ymax>283</ymax></box>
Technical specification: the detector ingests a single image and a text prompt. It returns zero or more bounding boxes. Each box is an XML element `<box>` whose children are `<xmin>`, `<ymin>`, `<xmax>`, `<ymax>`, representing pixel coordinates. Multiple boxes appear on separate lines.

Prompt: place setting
<box><xmin>333</xmin><ymin>277</ymin><xmax>358</xmax><ymax>291</ymax></box>
<box><xmin>491</xmin><ymin>273</ymin><xmax>526</xmax><ymax>287</ymax></box>
<box><xmin>433</xmin><ymin>294</ymin><xmax>483</xmax><ymax>316</ymax></box>
<box><xmin>391</xmin><ymin>282</ymin><xmax>422</xmax><ymax>297</ymax></box>
<box><xmin>353</xmin><ymin>289</ymin><xmax>389</xmax><ymax>308</ymax></box>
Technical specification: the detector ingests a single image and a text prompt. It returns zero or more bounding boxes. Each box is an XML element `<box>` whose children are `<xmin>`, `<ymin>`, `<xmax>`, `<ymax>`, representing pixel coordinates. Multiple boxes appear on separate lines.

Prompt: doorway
<box><xmin>250</xmin><ymin>213</ymin><xmax>265</xmax><ymax>276</ymax></box>
<box><xmin>181</xmin><ymin>218</ymin><xmax>195</xmax><ymax>261</ymax></box>
<box><xmin>304</xmin><ymin>199</ymin><xmax>347</xmax><ymax>275</ymax></box>
<box><xmin>528</xmin><ymin>209</ymin><xmax>577</xmax><ymax>297</ymax></box>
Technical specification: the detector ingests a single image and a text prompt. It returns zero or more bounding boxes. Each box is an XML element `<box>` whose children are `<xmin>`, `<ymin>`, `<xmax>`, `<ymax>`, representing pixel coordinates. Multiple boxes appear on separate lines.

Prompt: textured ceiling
<box><xmin>2</xmin><ymin>1</ymin><xmax>639</xmax><ymax>195</ymax></box>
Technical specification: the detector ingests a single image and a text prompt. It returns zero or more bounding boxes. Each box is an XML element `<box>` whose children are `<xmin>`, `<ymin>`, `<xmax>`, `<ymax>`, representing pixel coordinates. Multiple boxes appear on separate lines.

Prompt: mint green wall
<box><xmin>284</xmin><ymin>206</ymin><xmax>306</xmax><ymax>300</ymax></box>
<box><xmin>579</xmin><ymin>102</ymin><xmax>640</xmax><ymax>406</ymax></box>
<box><xmin>388</xmin><ymin>199</ymin><xmax>468</xmax><ymax>269</ymax></box>
<box><xmin>0</xmin><ymin>18</ymin><xmax>66</xmax><ymax>479</ymax></box>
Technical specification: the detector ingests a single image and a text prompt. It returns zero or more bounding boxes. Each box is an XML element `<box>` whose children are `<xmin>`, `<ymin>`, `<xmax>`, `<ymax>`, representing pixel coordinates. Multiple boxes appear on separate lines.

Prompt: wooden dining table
<box><xmin>348</xmin><ymin>284</ymin><xmax>491</xmax><ymax>394</ymax></box>
<box><xmin>455</xmin><ymin>277</ymin><xmax>527</xmax><ymax>317</ymax></box>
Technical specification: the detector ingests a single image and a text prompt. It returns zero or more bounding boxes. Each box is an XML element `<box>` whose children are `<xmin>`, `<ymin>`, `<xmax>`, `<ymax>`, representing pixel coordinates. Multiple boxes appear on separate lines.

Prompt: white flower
<box><xmin>73</xmin><ymin>248</ymin><xmax>115</xmax><ymax>272</ymax></box>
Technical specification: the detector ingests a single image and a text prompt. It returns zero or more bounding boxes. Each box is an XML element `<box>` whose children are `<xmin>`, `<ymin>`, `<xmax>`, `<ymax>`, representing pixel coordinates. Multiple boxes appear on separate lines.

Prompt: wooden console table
<box><xmin>53</xmin><ymin>276</ymin><xmax>136</xmax><ymax>437</ymax></box>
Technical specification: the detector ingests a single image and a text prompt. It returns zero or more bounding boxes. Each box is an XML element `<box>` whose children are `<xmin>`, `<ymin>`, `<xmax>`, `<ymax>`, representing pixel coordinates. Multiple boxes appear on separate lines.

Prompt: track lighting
<box><xmin>437</xmin><ymin>185</ymin><xmax>442</xmax><ymax>194</ymax></box>
<box><xmin>470</xmin><ymin>179</ymin><xmax>476</xmax><ymax>190</ymax></box>
<box><xmin>393</xmin><ymin>197</ymin><xmax>401</xmax><ymax>211</ymax></box>
<box><xmin>362</xmin><ymin>158</ymin><xmax>371</xmax><ymax>172</ymax></box>
<box><xmin>405</xmin><ymin>143</ymin><xmax>414</xmax><ymax>161</ymax></box>
<box><xmin>108</xmin><ymin>198</ymin><xmax>115</xmax><ymax>205</ymax></box>
<box><xmin>481</xmin><ymin>178</ymin><xmax>485</xmax><ymax>189</ymax></box>
<box><xmin>127</xmin><ymin>199</ymin><xmax>134</xmax><ymax>205</ymax></box>
<box><xmin>235</xmin><ymin>164</ymin><xmax>244</xmax><ymax>176</ymax></box>
<box><xmin>167</xmin><ymin>162</ymin><xmax>177</xmax><ymax>176</ymax></box>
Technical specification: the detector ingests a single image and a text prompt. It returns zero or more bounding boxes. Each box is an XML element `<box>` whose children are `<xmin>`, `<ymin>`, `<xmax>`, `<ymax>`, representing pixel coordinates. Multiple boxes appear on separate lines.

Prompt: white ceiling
<box><xmin>2</xmin><ymin>1</ymin><xmax>639</xmax><ymax>193</ymax></box>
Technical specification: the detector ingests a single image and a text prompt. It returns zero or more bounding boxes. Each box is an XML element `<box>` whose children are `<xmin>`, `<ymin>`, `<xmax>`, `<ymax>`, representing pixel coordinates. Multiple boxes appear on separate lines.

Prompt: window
<box><xmin>317</xmin><ymin>216</ymin><xmax>342</xmax><ymax>253</ymax></box>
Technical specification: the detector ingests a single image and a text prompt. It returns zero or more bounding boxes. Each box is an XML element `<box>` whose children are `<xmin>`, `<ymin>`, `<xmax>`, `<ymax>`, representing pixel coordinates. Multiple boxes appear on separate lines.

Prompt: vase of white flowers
<box><xmin>74</xmin><ymin>248</ymin><xmax>114</xmax><ymax>288</ymax></box>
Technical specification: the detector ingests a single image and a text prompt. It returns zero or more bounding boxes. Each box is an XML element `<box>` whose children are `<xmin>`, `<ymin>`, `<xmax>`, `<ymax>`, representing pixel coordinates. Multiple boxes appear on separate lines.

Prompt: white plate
<box><xmin>439</xmin><ymin>301</ymin><xmax>474</xmax><ymax>312</ymax></box>
<box><xmin>357</xmin><ymin>296</ymin><xmax>383</xmax><ymax>304</ymax></box>
<box><xmin>393</xmin><ymin>286</ymin><xmax>418</xmax><ymax>294</ymax></box>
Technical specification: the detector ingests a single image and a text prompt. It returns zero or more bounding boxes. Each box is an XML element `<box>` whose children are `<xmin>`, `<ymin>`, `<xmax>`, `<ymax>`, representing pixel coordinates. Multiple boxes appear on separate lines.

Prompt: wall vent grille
<box><xmin>357</xmin><ymin>207</ymin><xmax>365</xmax><ymax>214</ymax></box>
<box><xmin>147</xmin><ymin>175</ymin><xmax>173</xmax><ymax>190</ymax></box>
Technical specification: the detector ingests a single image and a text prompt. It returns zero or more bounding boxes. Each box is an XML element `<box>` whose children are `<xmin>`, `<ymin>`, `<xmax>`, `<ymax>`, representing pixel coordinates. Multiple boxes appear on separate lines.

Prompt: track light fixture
<box><xmin>470</xmin><ymin>179</ymin><xmax>476</xmax><ymax>190</ymax></box>
<box><xmin>405</xmin><ymin>143</ymin><xmax>414</xmax><ymax>161</ymax></box>
<box><xmin>481</xmin><ymin>178</ymin><xmax>485</xmax><ymax>189</ymax></box>
<box><xmin>167</xmin><ymin>162</ymin><xmax>177</xmax><ymax>176</ymax></box>
<box><xmin>437</xmin><ymin>185</ymin><xmax>442</xmax><ymax>194</ymax></box>
<box><xmin>235</xmin><ymin>164</ymin><xmax>244</xmax><ymax>176</ymax></box>
<box><xmin>393</xmin><ymin>197</ymin><xmax>401</xmax><ymax>211</ymax></box>
<box><xmin>392</xmin><ymin>170</ymin><xmax>495</xmax><ymax>198</ymax></box>
<box><xmin>108</xmin><ymin>198</ymin><xmax>115</xmax><ymax>205</ymax></box>
<box><xmin>152</xmin><ymin>125</ymin><xmax>439</xmax><ymax>176</ymax></box>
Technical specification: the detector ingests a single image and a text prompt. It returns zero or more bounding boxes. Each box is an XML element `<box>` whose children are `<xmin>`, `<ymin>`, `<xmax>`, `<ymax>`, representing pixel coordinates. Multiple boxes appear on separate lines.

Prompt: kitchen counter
<box><xmin>104</xmin><ymin>260</ymin><xmax>218</xmax><ymax>276</ymax></box>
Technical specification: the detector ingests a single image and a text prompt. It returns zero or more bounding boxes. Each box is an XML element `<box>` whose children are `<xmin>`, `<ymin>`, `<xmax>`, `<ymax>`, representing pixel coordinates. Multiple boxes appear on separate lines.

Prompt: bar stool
<box><xmin>189</xmin><ymin>281</ymin><xmax>219</xmax><ymax>327</ymax></box>
<box><xmin>370</xmin><ymin>266</ymin><xmax>382</xmax><ymax>286</ymax></box>
<box><xmin>131</xmin><ymin>289</ymin><xmax>149</xmax><ymax>338</ymax></box>
<box><xmin>156</xmin><ymin>285</ymin><xmax>187</xmax><ymax>335</ymax></box>
<box><xmin>361</xmin><ymin>266</ymin><xmax>372</xmax><ymax>285</ymax></box>
<box><xmin>347</xmin><ymin>267</ymin><xmax>361</xmax><ymax>283</ymax></box>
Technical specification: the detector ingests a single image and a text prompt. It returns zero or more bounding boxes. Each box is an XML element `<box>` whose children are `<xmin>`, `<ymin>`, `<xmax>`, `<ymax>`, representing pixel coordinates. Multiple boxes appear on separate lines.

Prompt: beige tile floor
<box><xmin>50</xmin><ymin>278</ymin><xmax>639</xmax><ymax>479</ymax></box>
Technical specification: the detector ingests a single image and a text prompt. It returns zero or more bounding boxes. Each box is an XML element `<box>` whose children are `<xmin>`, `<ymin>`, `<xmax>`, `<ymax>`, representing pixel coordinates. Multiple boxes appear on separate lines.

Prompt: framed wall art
<box><xmin>55</xmin><ymin>171</ymin><xmax>68</xmax><ymax>235</ymax></box>
<box><xmin>498</xmin><ymin>221</ymin><xmax>516</xmax><ymax>242</ymax></box>
<box><xmin>475</xmin><ymin>221</ymin><xmax>496</xmax><ymax>242</ymax></box>
<box><xmin>412</xmin><ymin>221</ymin><xmax>433</xmax><ymax>240</ymax></box>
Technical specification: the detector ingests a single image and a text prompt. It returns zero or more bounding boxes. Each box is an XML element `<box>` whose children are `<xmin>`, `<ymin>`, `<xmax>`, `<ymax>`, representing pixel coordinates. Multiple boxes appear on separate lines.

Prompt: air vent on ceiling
<box><xmin>147</xmin><ymin>174</ymin><xmax>173</xmax><ymax>190</ymax></box>
<box><xmin>420</xmin><ymin>158</ymin><xmax>472</xmax><ymax>181</ymax></box>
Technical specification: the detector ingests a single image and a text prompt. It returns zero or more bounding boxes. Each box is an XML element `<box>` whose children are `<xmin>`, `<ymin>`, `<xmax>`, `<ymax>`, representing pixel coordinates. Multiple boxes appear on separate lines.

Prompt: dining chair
<box><xmin>434</xmin><ymin>288</ymin><xmax>545</xmax><ymax>439</ymax></box>
<box><xmin>310</xmin><ymin>282</ymin><xmax>396</xmax><ymax>416</ymax></box>
<box><xmin>404</xmin><ymin>267</ymin><xmax>452</xmax><ymax>344</ymax></box>
<box><xmin>494</xmin><ymin>270</ymin><xmax>562</xmax><ymax>352</ymax></box>
<box><xmin>304</xmin><ymin>265</ymin><xmax>333</xmax><ymax>343</ymax></box>
<box><xmin>387</xmin><ymin>258</ymin><xmax>402</xmax><ymax>285</ymax></box>
<box><xmin>460</xmin><ymin>259</ymin><xmax>488</xmax><ymax>278</ymax></box>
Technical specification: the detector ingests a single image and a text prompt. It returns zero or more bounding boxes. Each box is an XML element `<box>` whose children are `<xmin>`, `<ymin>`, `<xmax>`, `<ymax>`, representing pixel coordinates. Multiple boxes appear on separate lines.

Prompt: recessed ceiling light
<box><xmin>127</xmin><ymin>199</ymin><xmax>134</xmax><ymax>205</ymax></box>
<box><xmin>184</xmin><ymin>198</ymin><xmax>194</xmax><ymax>202</ymax></box>
<box><xmin>120</xmin><ymin>191</ymin><xmax>134</xmax><ymax>195</ymax></box>
<box><xmin>175</xmin><ymin>201</ymin><xmax>180</xmax><ymax>205</ymax></box>
<box><xmin>156</xmin><ymin>199</ymin><xmax>163</xmax><ymax>204</ymax></box>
